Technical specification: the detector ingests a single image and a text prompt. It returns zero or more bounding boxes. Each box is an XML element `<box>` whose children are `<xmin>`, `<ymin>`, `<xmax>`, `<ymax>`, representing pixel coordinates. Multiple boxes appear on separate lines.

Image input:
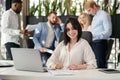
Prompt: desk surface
<box><xmin>0</xmin><ymin>67</ymin><xmax>120</xmax><ymax>80</ymax></box>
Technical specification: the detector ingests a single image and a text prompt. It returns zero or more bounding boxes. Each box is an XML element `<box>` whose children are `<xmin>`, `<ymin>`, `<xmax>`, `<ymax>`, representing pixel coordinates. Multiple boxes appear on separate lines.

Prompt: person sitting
<box><xmin>32</xmin><ymin>12</ymin><xmax>64</xmax><ymax>67</ymax></box>
<box><xmin>46</xmin><ymin>17</ymin><xmax>97</xmax><ymax>70</ymax></box>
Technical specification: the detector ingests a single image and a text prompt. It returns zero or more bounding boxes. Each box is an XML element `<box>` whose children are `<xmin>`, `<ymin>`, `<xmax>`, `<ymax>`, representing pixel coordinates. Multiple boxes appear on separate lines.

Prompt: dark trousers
<box><xmin>40</xmin><ymin>52</ymin><xmax>51</xmax><ymax>67</ymax></box>
<box><xmin>5</xmin><ymin>42</ymin><xmax>20</xmax><ymax>60</ymax></box>
<box><xmin>40</xmin><ymin>36</ymin><xmax>56</xmax><ymax>67</ymax></box>
<box><xmin>92</xmin><ymin>40</ymin><xmax>107</xmax><ymax>68</ymax></box>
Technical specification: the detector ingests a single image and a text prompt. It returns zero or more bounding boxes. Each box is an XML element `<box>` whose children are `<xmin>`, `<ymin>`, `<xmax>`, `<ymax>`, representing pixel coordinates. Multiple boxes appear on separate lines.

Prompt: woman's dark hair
<box><xmin>12</xmin><ymin>0</ymin><xmax>22</xmax><ymax>3</ymax></box>
<box><xmin>64</xmin><ymin>17</ymin><xmax>82</xmax><ymax>45</ymax></box>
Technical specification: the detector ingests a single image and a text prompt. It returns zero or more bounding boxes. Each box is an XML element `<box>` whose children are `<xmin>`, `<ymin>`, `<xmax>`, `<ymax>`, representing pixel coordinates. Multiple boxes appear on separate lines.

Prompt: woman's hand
<box><xmin>50</xmin><ymin>63</ymin><xmax>63</xmax><ymax>70</ymax></box>
<box><xmin>67</xmin><ymin>64</ymin><xmax>79</xmax><ymax>70</ymax></box>
<box><xmin>55</xmin><ymin>63</ymin><xmax>63</xmax><ymax>69</ymax></box>
<box><xmin>68</xmin><ymin>64</ymin><xmax>88</xmax><ymax>70</ymax></box>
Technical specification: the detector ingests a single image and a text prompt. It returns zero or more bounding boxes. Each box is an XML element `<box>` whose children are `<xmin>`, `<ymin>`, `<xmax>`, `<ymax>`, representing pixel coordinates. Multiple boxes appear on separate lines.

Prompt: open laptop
<box><xmin>11</xmin><ymin>48</ymin><xmax>47</xmax><ymax>72</ymax></box>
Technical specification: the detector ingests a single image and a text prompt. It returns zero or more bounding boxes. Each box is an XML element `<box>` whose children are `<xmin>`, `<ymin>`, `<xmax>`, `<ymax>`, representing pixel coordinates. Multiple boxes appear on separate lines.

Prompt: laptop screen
<box><xmin>11</xmin><ymin>48</ymin><xmax>47</xmax><ymax>72</ymax></box>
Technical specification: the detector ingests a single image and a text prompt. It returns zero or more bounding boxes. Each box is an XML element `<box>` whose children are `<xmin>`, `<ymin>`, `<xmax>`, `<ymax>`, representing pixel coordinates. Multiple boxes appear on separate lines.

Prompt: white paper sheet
<box><xmin>48</xmin><ymin>69</ymin><xmax>79</xmax><ymax>76</ymax></box>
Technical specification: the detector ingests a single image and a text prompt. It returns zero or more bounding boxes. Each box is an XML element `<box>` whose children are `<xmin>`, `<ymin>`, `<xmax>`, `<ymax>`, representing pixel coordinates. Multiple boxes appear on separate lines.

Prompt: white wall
<box><xmin>0</xmin><ymin>0</ymin><xmax>6</xmax><ymax>60</ymax></box>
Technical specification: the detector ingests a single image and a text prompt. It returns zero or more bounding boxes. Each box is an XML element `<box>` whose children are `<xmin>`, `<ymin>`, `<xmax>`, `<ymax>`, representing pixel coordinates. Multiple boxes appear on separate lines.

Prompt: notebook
<box><xmin>11</xmin><ymin>48</ymin><xmax>47</xmax><ymax>72</ymax></box>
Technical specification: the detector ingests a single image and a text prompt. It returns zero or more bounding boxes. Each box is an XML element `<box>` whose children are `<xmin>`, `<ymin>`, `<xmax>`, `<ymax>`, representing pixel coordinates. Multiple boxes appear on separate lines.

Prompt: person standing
<box><xmin>1</xmin><ymin>0</ymin><xmax>26</xmax><ymax>60</ymax></box>
<box><xmin>84</xmin><ymin>0</ymin><xmax>112</xmax><ymax>68</ymax></box>
<box><xmin>32</xmin><ymin>12</ymin><xmax>64</xmax><ymax>67</ymax></box>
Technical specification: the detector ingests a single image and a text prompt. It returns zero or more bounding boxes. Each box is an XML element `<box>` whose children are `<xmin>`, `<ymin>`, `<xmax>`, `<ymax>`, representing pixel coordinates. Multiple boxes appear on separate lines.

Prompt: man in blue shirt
<box><xmin>84</xmin><ymin>0</ymin><xmax>112</xmax><ymax>68</ymax></box>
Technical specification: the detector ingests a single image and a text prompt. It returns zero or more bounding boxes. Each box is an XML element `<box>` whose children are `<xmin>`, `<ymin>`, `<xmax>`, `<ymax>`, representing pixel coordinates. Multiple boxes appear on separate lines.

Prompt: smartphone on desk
<box><xmin>99</xmin><ymin>69</ymin><xmax>120</xmax><ymax>73</ymax></box>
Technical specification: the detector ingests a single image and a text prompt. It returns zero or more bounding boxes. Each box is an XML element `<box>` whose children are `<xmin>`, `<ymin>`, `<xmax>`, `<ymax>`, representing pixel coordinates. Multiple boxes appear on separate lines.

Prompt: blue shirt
<box><xmin>89</xmin><ymin>9</ymin><xmax>112</xmax><ymax>41</ymax></box>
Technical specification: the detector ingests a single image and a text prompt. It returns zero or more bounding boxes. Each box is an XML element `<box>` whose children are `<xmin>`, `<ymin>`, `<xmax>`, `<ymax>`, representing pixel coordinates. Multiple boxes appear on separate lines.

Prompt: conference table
<box><xmin>0</xmin><ymin>67</ymin><xmax>120</xmax><ymax>80</ymax></box>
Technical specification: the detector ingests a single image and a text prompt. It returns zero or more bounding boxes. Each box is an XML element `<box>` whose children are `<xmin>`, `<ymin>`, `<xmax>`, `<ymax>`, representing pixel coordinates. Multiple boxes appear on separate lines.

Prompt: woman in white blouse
<box><xmin>46</xmin><ymin>17</ymin><xmax>97</xmax><ymax>70</ymax></box>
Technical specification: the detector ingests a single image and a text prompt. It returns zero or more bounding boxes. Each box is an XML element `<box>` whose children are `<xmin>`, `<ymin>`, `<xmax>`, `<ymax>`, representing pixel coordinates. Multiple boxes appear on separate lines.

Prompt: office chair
<box><xmin>118</xmin><ymin>53</ymin><xmax>120</xmax><ymax>64</ymax></box>
<box><xmin>81</xmin><ymin>31</ymin><xmax>92</xmax><ymax>44</ymax></box>
<box><xmin>106</xmin><ymin>39</ymin><xmax>114</xmax><ymax>61</ymax></box>
<box><xmin>105</xmin><ymin>39</ymin><xmax>114</xmax><ymax>68</ymax></box>
<box><xmin>26</xmin><ymin>38</ymin><xmax>34</xmax><ymax>48</ymax></box>
<box><xmin>26</xmin><ymin>31</ymin><xmax>35</xmax><ymax>48</ymax></box>
<box><xmin>59</xmin><ymin>32</ymin><xmax>64</xmax><ymax>43</ymax></box>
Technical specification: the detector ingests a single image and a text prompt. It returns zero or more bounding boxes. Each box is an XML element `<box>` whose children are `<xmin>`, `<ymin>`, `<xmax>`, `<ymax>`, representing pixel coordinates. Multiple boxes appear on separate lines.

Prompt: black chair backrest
<box><xmin>59</xmin><ymin>31</ymin><xmax>93</xmax><ymax>44</ymax></box>
<box><xmin>81</xmin><ymin>31</ymin><xmax>92</xmax><ymax>44</ymax></box>
<box><xmin>59</xmin><ymin>32</ymin><xmax>64</xmax><ymax>43</ymax></box>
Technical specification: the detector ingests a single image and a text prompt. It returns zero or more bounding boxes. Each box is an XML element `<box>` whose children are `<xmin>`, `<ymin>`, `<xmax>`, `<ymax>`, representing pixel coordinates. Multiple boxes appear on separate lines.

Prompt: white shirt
<box><xmin>45</xmin><ymin>22</ymin><xmax>54</xmax><ymax>48</ymax></box>
<box><xmin>47</xmin><ymin>39</ymin><xmax>97</xmax><ymax>69</ymax></box>
<box><xmin>1</xmin><ymin>9</ymin><xmax>21</xmax><ymax>47</ymax></box>
<box><xmin>82</xmin><ymin>25</ymin><xmax>91</xmax><ymax>31</ymax></box>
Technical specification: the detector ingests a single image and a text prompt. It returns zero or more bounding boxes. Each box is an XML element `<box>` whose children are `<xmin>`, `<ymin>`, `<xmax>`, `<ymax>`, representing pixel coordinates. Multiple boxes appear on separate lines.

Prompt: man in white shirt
<box><xmin>1</xmin><ymin>0</ymin><xmax>26</xmax><ymax>60</ymax></box>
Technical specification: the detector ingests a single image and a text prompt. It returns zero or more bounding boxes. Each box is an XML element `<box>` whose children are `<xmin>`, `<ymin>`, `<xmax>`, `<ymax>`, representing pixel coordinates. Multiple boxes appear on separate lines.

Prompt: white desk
<box><xmin>0</xmin><ymin>67</ymin><xmax>120</xmax><ymax>80</ymax></box>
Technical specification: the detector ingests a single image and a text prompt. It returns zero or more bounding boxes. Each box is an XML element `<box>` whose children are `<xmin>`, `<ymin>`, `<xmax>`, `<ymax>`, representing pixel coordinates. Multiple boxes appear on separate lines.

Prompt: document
<box><xmin>45</xmin><ymin>49</ymin><xmax>53</xmax><ymax>54</ymax></box>
<box><xmin>48</xmin><ymin>69</ymin><xmax>79</xmax><ymax>76</ymax></box>
<box><xmin>26</xmin><ymin>25</ymin><xmax>37</xmax><ymax>31</ymax></box>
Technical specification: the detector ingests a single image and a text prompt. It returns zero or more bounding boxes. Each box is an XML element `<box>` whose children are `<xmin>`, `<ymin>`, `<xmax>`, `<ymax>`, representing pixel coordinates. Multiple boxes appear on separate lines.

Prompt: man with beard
<box><xmin>1</xmin><ymin>0</ymin><xmax>26</xmax><ymax>60</ymax></box>
<box><xmin>32</xmin><ymin>12</ymin><xmax>64</xmax><ymax>67</ymax></box>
